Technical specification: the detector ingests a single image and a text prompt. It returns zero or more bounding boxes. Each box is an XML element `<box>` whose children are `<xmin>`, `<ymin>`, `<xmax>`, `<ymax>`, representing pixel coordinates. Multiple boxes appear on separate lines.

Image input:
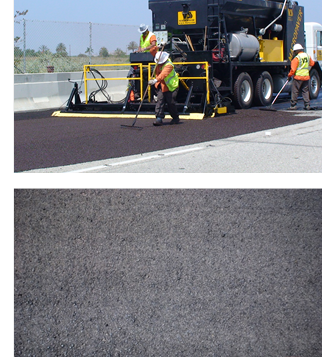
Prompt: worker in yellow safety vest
<box><xmin>288</xmin><ymin>43</ymin><xmax>315</xmax><ymax>110</ymax></box>
<box><xmin>148</xmin><ymin>51</ymin><xmax>180</xmax><ymax>126</ymax></box>
<box><xmin>137</xmin><ymin>24</ymin><xmax>158</xmax><ymax>57</ymax></box>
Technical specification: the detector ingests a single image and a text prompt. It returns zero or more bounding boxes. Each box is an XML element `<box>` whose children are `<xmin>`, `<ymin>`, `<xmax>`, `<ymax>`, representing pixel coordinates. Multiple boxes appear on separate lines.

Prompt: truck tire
<box><xmin>233</xmin><ymin>72</ymin><xmax>253</xmax><ymax>109</ymax></box>
<box><xmin>309</xmin><ymin>68</ymin><xmax>321</xmax><ymax>99</ymax></box>
<box><xmin>254</xmin><ymin>71</ymin><xmax>273</xmax><ymax>106</ymax></box>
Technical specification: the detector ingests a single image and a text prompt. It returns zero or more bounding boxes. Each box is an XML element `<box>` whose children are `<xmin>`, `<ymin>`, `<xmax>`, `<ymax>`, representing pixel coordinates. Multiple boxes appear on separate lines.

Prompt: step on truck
<box><xmin>58</xmin><ymin>0</ymin><xmax>322</xmax><ymax>119</ymax></box>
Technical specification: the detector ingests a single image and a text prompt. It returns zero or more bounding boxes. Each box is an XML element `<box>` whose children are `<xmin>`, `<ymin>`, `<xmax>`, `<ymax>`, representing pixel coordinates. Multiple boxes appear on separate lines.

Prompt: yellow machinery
<box><xmin>53</xmin><ymin>59</ymin><xmax>230</xmax><ymax>120</ymax></box>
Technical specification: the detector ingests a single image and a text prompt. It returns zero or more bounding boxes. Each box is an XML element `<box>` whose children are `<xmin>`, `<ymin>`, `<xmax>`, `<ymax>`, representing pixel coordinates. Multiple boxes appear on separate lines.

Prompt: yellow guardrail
<box><xmin>148</xmin><ymin>61</ymin><xmax>210</xmax><ymax>104</ymax></box>
<box><xmin>83</xmin><ymin>61</ymin><xmax>210</xmax><ymax>105</ymax></box>
<box><xmin>83</xmin><ymin>63</ymin><xmax>145</xmax><ymax>103</ymax></box>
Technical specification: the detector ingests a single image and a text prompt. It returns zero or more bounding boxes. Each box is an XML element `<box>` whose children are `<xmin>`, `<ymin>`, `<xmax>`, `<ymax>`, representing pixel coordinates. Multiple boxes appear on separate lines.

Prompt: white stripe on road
<box><xmin>162</xmin><ymin>147</ymin><xmax>205</xmax><ymax>156</ymax></box>
<box><xmin>65</xmin><ymin>146</ymin><xmax>205</xmax><ymax>173</ymax></box>
<box><xmin>66</xmin><ymin>165</ymin><xmax>109</xmax><ymax>173</ymax></box>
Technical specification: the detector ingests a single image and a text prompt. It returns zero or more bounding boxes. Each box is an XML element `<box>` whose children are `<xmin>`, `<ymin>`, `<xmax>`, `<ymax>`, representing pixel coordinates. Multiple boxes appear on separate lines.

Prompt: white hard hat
<box><xmin>293</xmin><ymin>43</ymin><xmax>304</xmax><ymax>51</ymax></box>
<box><xmin>138</xmin><ymin>24</ymin><xmax>149</xmax><ymax>33</ymax></box>
<box><xmin>154</xmin><ymin>51</ymin><xmax>170</xmax><ymax>64</ymax></box>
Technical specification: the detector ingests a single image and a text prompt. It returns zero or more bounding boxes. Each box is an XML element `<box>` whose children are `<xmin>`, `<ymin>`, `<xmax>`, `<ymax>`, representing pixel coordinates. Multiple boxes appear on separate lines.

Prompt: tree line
<box><xmin>15</xmin><ymin>10</ymin><xmax>139</xmax><ymax>59</ymax></box>
<box><xmin>15</xmin><ymin>41</ymin><xmax>139</xmax><ymax>58</ymax></box>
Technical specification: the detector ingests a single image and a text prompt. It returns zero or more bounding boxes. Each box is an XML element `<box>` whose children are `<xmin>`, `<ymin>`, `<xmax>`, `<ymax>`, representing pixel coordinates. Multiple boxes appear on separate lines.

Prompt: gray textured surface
<box><xmin>14</xmin><ymin>189</ymin><xmax>322</xmax><ymax>356</ymax></box>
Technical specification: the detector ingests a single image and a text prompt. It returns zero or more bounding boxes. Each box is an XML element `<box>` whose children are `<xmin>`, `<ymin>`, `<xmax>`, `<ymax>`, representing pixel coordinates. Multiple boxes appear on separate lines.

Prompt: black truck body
<box><xmin>146</xmin><ymin>0</ymin><xmax>311</xmax><ymax>109</ymax></box>
<box><xmin>61</xmin><ymin>0</ymin><xmax>321</xmax><ymax>117</ymax></box>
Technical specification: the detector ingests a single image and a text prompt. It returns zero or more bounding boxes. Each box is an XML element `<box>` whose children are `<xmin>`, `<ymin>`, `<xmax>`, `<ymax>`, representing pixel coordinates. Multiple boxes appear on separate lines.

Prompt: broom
<box><xmin>121</xmin><ymin>43</ymin><xmax>166</xmax><ymax>129</ymax></box>
<box><xmin>260</xmin><ymin>77</ymin><xmax>291</xmax><ymax>112</ymax></box>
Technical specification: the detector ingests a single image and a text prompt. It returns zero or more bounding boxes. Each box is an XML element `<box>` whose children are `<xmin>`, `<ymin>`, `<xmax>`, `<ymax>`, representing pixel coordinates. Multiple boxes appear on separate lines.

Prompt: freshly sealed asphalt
<box><xmin>14</xmin><ymin>105</ymin><xmax>321</xmax><ymax>172</ymax></box>
<box><xmin>14</xmin><ymin>189</ymin><xmax>322</xmax><ymax>357</ymax></box>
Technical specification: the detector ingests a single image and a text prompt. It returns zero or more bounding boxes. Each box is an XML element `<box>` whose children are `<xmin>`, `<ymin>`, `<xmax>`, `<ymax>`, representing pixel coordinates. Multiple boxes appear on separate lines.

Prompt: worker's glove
<box><xmin>287</xmin><ymin>76</ymin><xmax>293</xmax><ymax>82</ymax></box>
<box><xmin>148</xmin><ymin>79</ymin><xmax>157</xmax><ymax>86</ymax></box>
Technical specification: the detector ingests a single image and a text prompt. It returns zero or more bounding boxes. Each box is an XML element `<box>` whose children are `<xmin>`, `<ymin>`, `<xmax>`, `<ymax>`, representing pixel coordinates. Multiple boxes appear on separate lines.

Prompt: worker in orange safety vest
<box><xmin>148</xmin><ymin>51</ymin><xmax>180</xmax><ymax>126</ymax></box>
<box><xmin>137</xmin><ymin>24</ymin><xmax>158</xmax><ymax>57</ymax></box>
<box><xmin>128</xmin><ymin>25</ymin><xmax>158</xmax><ymax>102</ymax></box>
<box><xmin>288</xmin><ymin>43</ymin><xmax>315</xmax><ymax>110</ymax></box>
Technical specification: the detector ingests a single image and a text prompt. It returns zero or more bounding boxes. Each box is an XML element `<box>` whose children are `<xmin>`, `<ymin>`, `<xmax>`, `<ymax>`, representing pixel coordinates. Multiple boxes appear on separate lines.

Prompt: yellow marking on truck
<box><xmin>289</xmin><ymin>7</ymin><xmax>303</xmax><ymax>61</ymax></box>
<box><xmin>317</xmin><ymin>49</ymin><xmax>322</xmax><ymax>61</ymax></box>
<box><xmin>178</xmin><ymin>11</ymin><xmax>196</xmax><ymax>25</ymax></box>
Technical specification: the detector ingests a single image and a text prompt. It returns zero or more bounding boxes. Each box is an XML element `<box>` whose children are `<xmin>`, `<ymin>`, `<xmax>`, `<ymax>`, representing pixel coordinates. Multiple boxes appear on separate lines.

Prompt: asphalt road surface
<box><xmin>14</xmin><ymin>94</ymin><xmax>322</xmax><ymax>172</ymax></box>
<box><xmin>14</xmin><ymin>189</ymin><xmax>322</xmax><ymax>357</ymax></box>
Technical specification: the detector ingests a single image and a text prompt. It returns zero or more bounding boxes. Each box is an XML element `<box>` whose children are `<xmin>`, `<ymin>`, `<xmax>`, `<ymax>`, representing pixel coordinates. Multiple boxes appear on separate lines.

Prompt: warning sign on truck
<box><xmin>178</xmin><ymin>11</ymin><xmax>197</xmax><ymax>25</ymax></box>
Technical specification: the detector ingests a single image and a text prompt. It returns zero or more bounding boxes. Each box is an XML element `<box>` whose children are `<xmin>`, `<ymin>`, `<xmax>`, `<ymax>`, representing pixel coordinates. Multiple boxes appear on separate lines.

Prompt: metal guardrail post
<box><xmin>89</xmin><ymin>22</ymin><xmax>92</xmax><ymax>64</ymax></box>
<box><xmin>84</xmin><ymin>65</ymin><xmax>89</xmax><ymax>103</ymax></box>
<box><xmin>23</xmin><ymin>18</ymin><xmax>26</xmax><ymax>73</ymax></box>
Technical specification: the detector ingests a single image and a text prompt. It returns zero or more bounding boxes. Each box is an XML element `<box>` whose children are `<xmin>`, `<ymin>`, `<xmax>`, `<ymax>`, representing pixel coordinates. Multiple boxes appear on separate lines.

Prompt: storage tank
<box><xmin>228</xmin><ymin>32</ymin><xmax>260</xmax><ymax>61</ymax></box>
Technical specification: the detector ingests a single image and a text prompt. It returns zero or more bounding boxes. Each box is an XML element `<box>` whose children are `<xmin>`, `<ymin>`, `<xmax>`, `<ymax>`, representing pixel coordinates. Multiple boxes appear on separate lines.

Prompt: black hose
<box><xmin>88</xmin><ymin>68</ymin><xmax>126</xmax><ymax>104</ymax></box>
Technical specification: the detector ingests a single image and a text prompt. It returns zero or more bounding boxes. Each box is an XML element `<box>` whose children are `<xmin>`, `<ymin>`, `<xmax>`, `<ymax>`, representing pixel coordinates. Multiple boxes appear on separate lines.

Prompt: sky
<box><xmin>14</xmin><ymin>0</ymin><xmax>323</xmax><ymax>25</ymax></box>
<box><xmin>12</xmin><ymin>0</ymin><xmax>324</xmax><ymax>55</ymax></box>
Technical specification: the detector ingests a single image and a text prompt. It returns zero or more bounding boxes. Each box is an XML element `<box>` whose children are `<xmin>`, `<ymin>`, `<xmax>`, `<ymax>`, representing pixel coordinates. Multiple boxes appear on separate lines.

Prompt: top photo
<box><xmin>14</xmin><ymin>0</ymin><xmax>322</xmax><ymax>173</ymax></box>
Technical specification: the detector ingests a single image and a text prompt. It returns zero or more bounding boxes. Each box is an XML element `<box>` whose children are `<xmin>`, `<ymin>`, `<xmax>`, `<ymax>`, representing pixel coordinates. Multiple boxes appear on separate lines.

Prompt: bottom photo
<box><xmin>14</xmin><ymin>189</ymin><xmax>322</xmax><ymax>357</ymax></box>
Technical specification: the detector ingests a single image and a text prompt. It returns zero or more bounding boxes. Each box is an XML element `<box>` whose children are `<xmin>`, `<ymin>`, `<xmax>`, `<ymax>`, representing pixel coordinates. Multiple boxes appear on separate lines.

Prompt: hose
<box><xmin>88</xmin><ymin>68</ymin><xmax>126</xmax><ymax>104</ymax></box>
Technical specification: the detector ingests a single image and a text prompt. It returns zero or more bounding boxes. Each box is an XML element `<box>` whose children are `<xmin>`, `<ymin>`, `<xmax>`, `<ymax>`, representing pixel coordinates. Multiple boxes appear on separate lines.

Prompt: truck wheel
<box><xmin>309</xmin><ymin>69</ymin><xmax>321</xmax><ymax>99</ymax></box>
<box><xmin>233</xmin><ymin>72</ymin><xmax>253</xmax><ymax>109</ymax></box>
<box><xmin>254</xmin><ymin>71</ymin><xmax>273</xmax><ymax>106</ymax></box>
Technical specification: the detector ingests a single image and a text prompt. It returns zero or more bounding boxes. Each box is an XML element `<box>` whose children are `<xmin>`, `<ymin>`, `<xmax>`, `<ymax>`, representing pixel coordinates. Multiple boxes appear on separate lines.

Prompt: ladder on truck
<box><xmin>207</xmin><ymin>0</ymin><xmax>232</xmax><ymax>91</ymax></box>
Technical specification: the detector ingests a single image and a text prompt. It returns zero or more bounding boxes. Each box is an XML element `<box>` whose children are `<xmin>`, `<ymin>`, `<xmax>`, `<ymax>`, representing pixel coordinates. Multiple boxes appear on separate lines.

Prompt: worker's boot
<box><xmin>153</xmin><ymin>117</ymin><xmax>164</xmax><ymax>126</ymax></box>
<box><xmin>288</xmin><ymin>104</ymin><xmax>297</xmax><ymax>110</ymax></box>
<box><xmin>169</xmin><ymin>117</ymin><xmax>180</xmax><ymax>125</ymax></box>
<box><xmin>304</xmin><ymin>104</ymin><xmax>311</xmax><ymax>110</ymax></box>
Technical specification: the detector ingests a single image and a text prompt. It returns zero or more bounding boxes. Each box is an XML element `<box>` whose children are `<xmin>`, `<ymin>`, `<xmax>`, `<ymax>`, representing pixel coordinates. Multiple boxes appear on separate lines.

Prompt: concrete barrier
<box><xmin>14</xmin><ymin>70</ymin><xmax>129</xmax><ymax>112</ymax></box>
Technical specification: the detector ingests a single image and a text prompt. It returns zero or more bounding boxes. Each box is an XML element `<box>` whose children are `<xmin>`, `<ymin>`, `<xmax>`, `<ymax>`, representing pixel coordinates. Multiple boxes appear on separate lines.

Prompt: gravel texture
<box><xmin>14</xmin><ymin>189</ymin><xmax>322</xmax><ymax>356</ymax></box>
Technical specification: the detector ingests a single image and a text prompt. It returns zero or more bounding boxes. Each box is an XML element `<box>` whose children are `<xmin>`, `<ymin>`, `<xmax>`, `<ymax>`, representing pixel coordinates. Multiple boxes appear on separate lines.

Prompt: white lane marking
<box><xmin>66</xmin><ymin>165</ymin><xmax>108</xmax><ymax>173</ymax></box>
<box><xmin>65</xmin><ymin>146</ymin><xmax>205</xmax><ymax>173</ymax></box>
<box><xmin>162</xmin><ymin>147</ymin><xmax>205</xmax><ymax>156</ymax></box>
<box><xmin>110</xmin><ymin>155</ymin><xmax>161</xmax><ymax>166</ymax></box>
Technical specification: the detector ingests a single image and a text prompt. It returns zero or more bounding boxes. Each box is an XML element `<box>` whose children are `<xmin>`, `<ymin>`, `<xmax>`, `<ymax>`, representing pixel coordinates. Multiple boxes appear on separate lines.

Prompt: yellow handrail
<box><xmin>147</xmin><ymin>61</ymin><xmax>210</xmax><ymax>104</ymax></box>
<box><xmin>83</xmin><ymin>63</ymin><xmax>145</xmax><ymax>103</ymax></box>
<box><xmin>83</xmin><ymin>61</ymin><xmax>210</xmax><ymax>105</ymax></box>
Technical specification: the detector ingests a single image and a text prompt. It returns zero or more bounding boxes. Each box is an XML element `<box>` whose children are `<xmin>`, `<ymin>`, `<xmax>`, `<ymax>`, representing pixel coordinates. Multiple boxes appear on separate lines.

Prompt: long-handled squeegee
<box><xmin>121</xmin><ymin>44</ymin><xmax>166</xmax><ymax>130</ymax></box>
<box><xmin>260</xmin><ymin>77</ymin><xmax>291</xmax><ymax>112</ymax></box>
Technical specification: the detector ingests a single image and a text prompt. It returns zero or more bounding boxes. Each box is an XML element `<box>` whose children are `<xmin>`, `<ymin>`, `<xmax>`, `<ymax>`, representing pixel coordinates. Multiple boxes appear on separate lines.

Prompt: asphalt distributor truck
<box><xmin>57</xmin><ymin>0</ymin><xmax>322</xmax><ymax>120</ymax></box>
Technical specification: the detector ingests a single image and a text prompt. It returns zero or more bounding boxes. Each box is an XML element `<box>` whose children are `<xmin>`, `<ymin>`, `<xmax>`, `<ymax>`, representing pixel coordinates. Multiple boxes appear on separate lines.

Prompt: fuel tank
<box><xmin>228</xmin><ymin>32</ymin><xmax>260</xmax><ymax>61</ymax></box>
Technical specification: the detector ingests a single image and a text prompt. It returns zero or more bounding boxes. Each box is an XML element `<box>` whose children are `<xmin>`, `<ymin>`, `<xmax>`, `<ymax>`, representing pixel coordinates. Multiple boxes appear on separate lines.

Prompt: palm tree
<box><xmin>56</xmin><ymin>43</ymin><xmax>68</xmax><ymax>56</ymax></box>
<box><xmin>127</xmin><ymin>41</ymin><xmax>138</xmax><ymax>53</ymax></box>
<box><xmin>39</xmin><ymin>45</ymin><xmax>50</xmax><ymax>54</ymax></box>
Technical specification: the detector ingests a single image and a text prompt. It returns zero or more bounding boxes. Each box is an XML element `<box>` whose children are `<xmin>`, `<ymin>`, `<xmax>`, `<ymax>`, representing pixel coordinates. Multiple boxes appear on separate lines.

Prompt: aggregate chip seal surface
<box><xmin>14</xmin><ymin>189</ymin><xmax>322</xmax><ymax>356</ymax></box>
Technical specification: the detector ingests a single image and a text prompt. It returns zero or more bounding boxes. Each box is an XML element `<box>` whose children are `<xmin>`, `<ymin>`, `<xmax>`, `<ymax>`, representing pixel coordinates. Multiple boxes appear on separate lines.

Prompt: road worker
<box><xmin>288</xmin><ymin>43</ymin><xmax>315</xmax><ymax>110</ymax></box>
<box><xmin>137</xmin><ymin>24</ymin><xmax>158</xmax><ymax>57</ymax></box>
<box><xmin>148</xmin><ymin>51</ymin><xmax>180</xmax><ymax>126</ymax></box>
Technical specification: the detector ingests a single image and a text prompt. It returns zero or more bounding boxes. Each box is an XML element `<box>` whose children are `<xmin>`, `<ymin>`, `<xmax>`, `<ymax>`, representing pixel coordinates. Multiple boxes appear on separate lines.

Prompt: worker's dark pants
<box><xmin>155</xmin><ymin>87</ymin><xmax>179</xmax><ymax>120</ymax></box>
<box><xmin>291</xmin><ymin>79</ymin><xmax>310</xmax><ymax>107</ymax></box>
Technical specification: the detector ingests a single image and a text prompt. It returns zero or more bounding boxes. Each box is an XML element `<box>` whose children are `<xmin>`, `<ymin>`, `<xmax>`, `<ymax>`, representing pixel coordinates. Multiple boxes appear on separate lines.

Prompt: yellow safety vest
<box><xmin>295</xmin><ymin>52</ymin><xmax>310</xmax><ymax>77</ymax></box>
<box><xmin>140</xmin><ymin>32</ymin><xmax>154</xmax><ymax>52</ymax></box>
<box><xmin>162</xmin><ymin>59</ymin><xmax>179</xmax><ymax>92</ymax></box>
